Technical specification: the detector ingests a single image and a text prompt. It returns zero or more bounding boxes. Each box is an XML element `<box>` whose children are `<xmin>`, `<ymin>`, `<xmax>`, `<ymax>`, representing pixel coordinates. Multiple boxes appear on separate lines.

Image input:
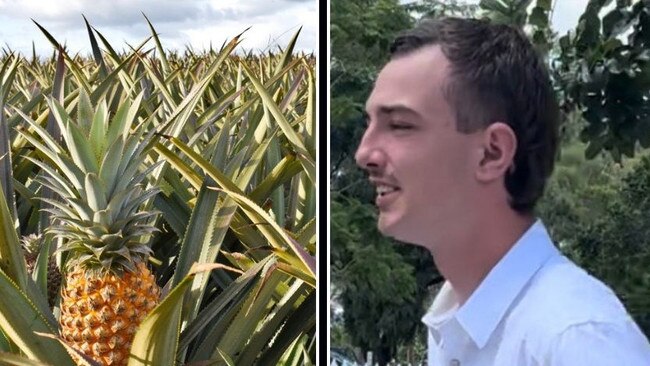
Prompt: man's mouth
<box><xmin>376</xmin><ymin>185</ymin><xmax>399</xmax><ymax>196</ymax></box>
<box><xmin>374</xmin><ymin>183</ymin><xmax>400</xmax><ymax>209</ymax></box>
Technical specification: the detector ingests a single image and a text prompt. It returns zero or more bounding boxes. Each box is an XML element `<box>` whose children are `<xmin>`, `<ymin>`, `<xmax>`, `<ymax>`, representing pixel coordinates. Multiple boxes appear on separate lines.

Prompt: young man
<box><xmin>355</xmin><ymin>17</ymin><xmax>650</xmax><ymax>365</ymax></box>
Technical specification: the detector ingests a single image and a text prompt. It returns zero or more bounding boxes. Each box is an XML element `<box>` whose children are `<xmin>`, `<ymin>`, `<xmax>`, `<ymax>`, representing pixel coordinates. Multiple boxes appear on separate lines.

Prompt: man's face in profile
<box><xmin>355</xmin><ymin>45</ymin><xmax>481</xmax><ymax>247</ymax></box>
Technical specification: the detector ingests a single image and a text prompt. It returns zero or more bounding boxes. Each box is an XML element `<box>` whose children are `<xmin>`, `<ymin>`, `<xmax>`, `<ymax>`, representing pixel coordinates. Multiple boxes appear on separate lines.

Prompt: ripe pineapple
<box><xmin>21</xmin><ymin>93</ymin><xmax>161</xmax><ymax>366</ymax></box>
<box><xmin>21</xmin><ymin>233</ymin><xmax>62</xmax><ymax>307</ymax></box>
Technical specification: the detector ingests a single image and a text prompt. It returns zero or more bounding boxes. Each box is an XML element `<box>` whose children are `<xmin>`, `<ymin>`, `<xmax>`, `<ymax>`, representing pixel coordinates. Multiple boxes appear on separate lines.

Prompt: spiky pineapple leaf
<box><xmin>249</xmin><ymin>154</ymin><xmax>301</xmax><ymax>204</ymax></box>
<box><xmin>31</xmin><ymin>20</ymin><xmax>63</xmax><ymax>51</ymax></box>
<box><xmin>171</xmin><ymin>125</ymin><xmax>235</xmax><ymax>327</ymax></box>
<box><xmin>33</xmin><ymin>332</ymin><xmax>100</xmax><ymax>366</ymax></box>
<box><xmin>305</xmin><ymin>67</ymin><xmax>315</xmax><ymax>161</ymax></box>
<box><xmin>208</xmin><ymin>186</ymin><xmax>314</xmax><ymax>284</ymax></box>
<box><xmin>0</xmin><ymin>268</ymin><xmax>73</xmax><ymax>365</ymax></box>
<box><xmin>256</xmin><ymin>291</ymin><xmax>315</xmax><ymax>365</ymax></box>
<box><xmin>88</xmin><ymin>99</ymin><xmax>108</xmax><ymax>162</ymax></box>
<box><xmin>0</xmin><ymin>177</ymin><xmax>31</xmax><ymax>295</ymax></box>
<box><xmin>0</xmin><ymin>352</ymin><xmax>51</xmax><ymax>366</ymax></box>
<box><xmin>272</xmin><ymin>27</ymin><xmax>301</xmax><ymax>77</ymax></box>
<box><xmin>179</xmin><ymin>256</ymin><xmax>270</xmax><ymax>361</ymax></box>
<box><xmin>32</xmin><ymin>236</ymin><xmax>51</xmax><ymax>307</ymax></box>
<box><xmin>241</xmin><ymin>63</ymin><xmax>315</xmax><ymax>185</ymax></box>
<box><xmin>47</xmin><ymin>98</ymin><xmax>99</xmax><ymax>174</ymax></box>
<box><xmin>0</xmin><ymin>55</ymin><xmax>20</xmax><ymax>225</ymax></box>
<box><xmin>216</xmin><ymin>349</ymin><xmax>236</xmax><ymax>366</ymax></box>
<box><xmin>235</xmin><ymin>281</ymin><xmax>310</xmax><ymax>365</ymax></box>
<box><xmin>77</xmin><ymin>88</ymin><xmax>94</xmax><ymax>136</ymax></box>
<box><xmin>142</xmin><ymin>13</ymin><xmax>170</xmax><ymax>76</ymax></box>
<box><xmin>91</xmin><ymin>27</ymin><xmax>121</xmax><ymax>63</ymax></box>
<box><xmin>82</xmin><ymin>14</ymin><xmax>108</xmax><ymax>79</ymax></box>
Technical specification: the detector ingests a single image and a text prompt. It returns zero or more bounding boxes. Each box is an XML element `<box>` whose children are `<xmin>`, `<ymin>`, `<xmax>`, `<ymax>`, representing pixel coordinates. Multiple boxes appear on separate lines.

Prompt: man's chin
<box><xmin>378</xmin><ymin>215</ymin><xmax>404</xmax><ymax>239</ymax></box>
<box><xmin>377</xmin><ymin>215</ymin><xmax>422</xmax><ymax>245</ymax></box>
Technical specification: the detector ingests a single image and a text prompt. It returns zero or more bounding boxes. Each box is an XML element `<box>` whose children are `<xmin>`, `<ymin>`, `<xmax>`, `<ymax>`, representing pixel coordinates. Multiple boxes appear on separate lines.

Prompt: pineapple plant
<box><xmin>21</xmin><ymin>233</ymin><xmax>62</xmax><ymax>307</ymax></box>
<box><xmin>20</xmin><ymin>92</ymin><xmax>162</xmax><ymax>365</ymax></box>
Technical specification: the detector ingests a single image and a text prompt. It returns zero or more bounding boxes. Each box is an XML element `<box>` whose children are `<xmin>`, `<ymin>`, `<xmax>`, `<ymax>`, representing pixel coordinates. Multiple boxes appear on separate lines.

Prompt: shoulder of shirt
<box><xmin>505</xmin><ymin>255</ymin><xmax>634</xmax><ymax>351</ymax></box>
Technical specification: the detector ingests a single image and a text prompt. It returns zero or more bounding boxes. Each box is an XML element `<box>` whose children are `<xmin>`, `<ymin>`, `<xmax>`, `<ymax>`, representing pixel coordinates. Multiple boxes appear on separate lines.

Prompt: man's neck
<box><xmin>429</xmin><ymin>210</ymin><xmax>535</xmax><ymax>306</ymax></box>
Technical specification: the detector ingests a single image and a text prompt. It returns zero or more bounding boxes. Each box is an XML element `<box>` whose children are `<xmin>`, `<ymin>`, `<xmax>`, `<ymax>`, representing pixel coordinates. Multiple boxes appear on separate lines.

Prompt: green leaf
<box><xmin>77</xmin><ymin>88</ymin><xmax>94</xmax><ymax>136</ymax></box>
<box><xmin>272</xmin><ymin>27</ymin><xmax>301</xmax><ymax>77</ymax></box>
<box><xmin>89</xmin><ymin>100</ymin><xmax>108</xmax><ymax>162</ymax></box>
<box><xmin>31</xmin><ymin>20</ymin><xmax>63</xmax><ymax>51</ymax></box>
<box><xmin>305</xmin><ymin>68</ymin><xmax>316</xmax><ymax>159</ymax></box>
<box><xmin>215</xmin><ymin>265</ymin><xmax>282</xmax><ymax>359</ymax></box>
<box><xmin>107</xmin><ymin>93</ymin><xmax>142</xmax><ymax>146</ymax></box>
<box><xmin>529</xmin><ymin>7</ymin><xmax>548</xmax><ymax>28</ymax></box>
<box><xmin>84</xmin><ymin>173</ymin><xmax>107</xmax><ymax>212</ymax></box>
<box><xmin>241</xmin><ymin>64</ymin><xmax>316</xmax><ymax>186</ymax></box>
<box><xmin>99</xmin><ymin>137</ymin><xmax>125</xmax><ymax>197</ymax></box>
<box><xmin>0</xmin><ymin>268</ymin><xmax>73</xmax><ymax>365</ymax></box>
<box><xmin>235</xmin><ymin>282</ymin><xmax>310</xmax><ymax>365</ymax></box>
<box><xmin>32</xmin><ymin>237</ymin><xmax>50</xmax><ymax>307</ymax></box>
<box><xmin>216</xmin><ymin>349</ymin><xmax>236</xmax><ymax>366</ymax></box>
<box><xmin>249</xmin><ymin>154</ymin><xmax>302</xmax><ymax>204</ymax></box>
<box><xmin>0</xmin><ymin>56</ymin><xmax>19</xmax><ymax>226</ymax></box>
<box><xmin>603</xmin><ymin>8</ymin><xmax>631</xmax><ymax>38</ymax></box>
<box><xmin>208</xmin><ymin>186</ymin><xmax>315</xmax><ymax>281</ymax></box>
<box><xmin>536</xmin><ymin>0</ymin><xmax>552</xmax><ymax>11</ymax></box>
<box><xmin>178</xmin><ymin>257</ymin><xmax>269</xmax><ymax>360</ymax></box>
<box><xmin>142</xmin><ymin>13</ymin><xmax>171</xmax><ymax>76</ymax></box>
<box><xmin>92</xmin><ymin>27</ymin><xmax>121</xmax><ymax>64</ymax></box>
<box><xmin>47</xmin><ymin>99</ymin><xmax>99</xmax><ymax>174</ymax></box>
<box><xmin>170</xmin><ymin>169</ymin><xmax>221</xmax><ymax>288</ymax></box>
<box><xmin>256</xmin><ymin>292</ymin><xmax>315</xmax><ymax>365</ymax></box>
<box><xmin>479</xmin><ymin>0</ymin><xmax>510</xmax><ymax>14</ymax></box>
<box><xmin>585</xmin><ymin>139</ymin><xmax>604</xmax><ymax>159</ymax></box>
<box><xmin>0</xmin><ymin>352</ymin><xmax>51</xmax><ymax>366</ymax></box>
<box><xmin>83</xmin><ymin>15</ymin><xmax>108</xmax><ymax>79</ymax></box>
<box><xmin>576</xmin><ymin>7</ymin><xmax>601</xmax><ymax>53</ymax></box>
<box><xmin>0</xmin><ymin>181</ymin><xmax>30</xmax><ymax>293</ymax></box>
<box><xmin>33</xmin><ymin>332</ymin><xmax>101</xmax><ymax>366</ymax></box>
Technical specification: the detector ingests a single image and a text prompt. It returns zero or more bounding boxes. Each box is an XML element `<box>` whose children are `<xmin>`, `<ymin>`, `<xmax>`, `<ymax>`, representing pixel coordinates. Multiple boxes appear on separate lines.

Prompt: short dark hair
<box><xmin>390</xmin><ymin>17</ymin><xmax>559</xmax><ymax>214</ymax></box>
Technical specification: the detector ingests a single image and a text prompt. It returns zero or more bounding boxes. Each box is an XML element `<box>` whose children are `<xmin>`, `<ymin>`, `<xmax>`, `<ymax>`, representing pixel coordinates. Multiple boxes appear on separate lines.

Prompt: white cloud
<box><xmin>0</xmin><ymin>0</ymin><xmax>317</xmax><ymax>56</ymax></box>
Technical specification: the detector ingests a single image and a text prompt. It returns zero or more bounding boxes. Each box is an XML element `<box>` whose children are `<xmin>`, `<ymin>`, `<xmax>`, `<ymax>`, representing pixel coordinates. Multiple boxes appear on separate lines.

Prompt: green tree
<box><xmin>563</xmin><ymin>155</ymin><xmax>650</xmax><ymax>336</ymax></box>
<box><xmin>331</xmin><ymin>194</ymin><xmax>437</xmax><ymax>365</ymax></box>
<box><xmin>554</xmin><ymin>0</ymin><xmax>650</xmax><ymax>161</ymax></box>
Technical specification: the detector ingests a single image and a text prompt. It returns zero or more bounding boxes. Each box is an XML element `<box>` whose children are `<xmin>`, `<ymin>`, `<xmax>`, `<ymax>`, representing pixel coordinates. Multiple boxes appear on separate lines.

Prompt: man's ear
<box><xmin>476</xmin><ymin>122</ymin><xmax>517</xmax><ymax>183</ymax></box>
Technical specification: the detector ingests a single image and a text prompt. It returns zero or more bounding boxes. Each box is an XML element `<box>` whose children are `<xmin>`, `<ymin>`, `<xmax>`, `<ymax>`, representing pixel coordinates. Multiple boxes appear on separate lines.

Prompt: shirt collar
<box><xmin>422</xmin><ymin>219</ymin><xmax>560</xmax><ymax>349</ymax></box>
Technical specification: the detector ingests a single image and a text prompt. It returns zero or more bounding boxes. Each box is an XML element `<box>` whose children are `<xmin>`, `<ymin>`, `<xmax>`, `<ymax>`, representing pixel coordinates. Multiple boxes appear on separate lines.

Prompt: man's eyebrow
<box><xmin>364</xmin><ymin>104</ymin><xmax>423</xmax><ymax>121</ymax></box>
<box><xmin>377</xmin><ymin>105</ymin><xmax>422</xmax><ymax>118</ymax></box>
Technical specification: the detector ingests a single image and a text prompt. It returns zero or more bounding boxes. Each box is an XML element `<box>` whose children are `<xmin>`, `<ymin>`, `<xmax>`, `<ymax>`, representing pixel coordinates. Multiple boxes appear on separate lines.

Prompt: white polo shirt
<box><xmin>421</xmin><ymin>220</ymin><xmax>650</xmax><ymax>365</ymax></box>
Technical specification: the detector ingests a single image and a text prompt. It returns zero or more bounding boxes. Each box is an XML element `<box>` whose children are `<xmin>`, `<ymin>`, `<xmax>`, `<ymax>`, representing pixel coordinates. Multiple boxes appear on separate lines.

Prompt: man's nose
<box><xmin>355</xmin><ymin>131</ymin><xmax>384</xmax><ymax>174</ymax></box>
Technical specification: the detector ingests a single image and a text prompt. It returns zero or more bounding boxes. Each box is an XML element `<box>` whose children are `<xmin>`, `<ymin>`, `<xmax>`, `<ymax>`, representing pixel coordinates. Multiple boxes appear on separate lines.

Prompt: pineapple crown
<box><xmin>21</xmin><ymin>233</ymin><xmax>43</xmax><ymax>255</ymax></box>
<box><xmin>18</xmin><ymin>90</ymin><xmax>161</xmax><ymax>275</ymax></box>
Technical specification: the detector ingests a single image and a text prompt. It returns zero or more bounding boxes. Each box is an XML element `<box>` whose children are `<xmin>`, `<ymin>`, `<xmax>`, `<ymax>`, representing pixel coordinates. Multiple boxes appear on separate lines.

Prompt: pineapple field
<box><xmin>0</xmin><ymin>17</ymin><xmax>316</xmax><ymax>366</ymax></box>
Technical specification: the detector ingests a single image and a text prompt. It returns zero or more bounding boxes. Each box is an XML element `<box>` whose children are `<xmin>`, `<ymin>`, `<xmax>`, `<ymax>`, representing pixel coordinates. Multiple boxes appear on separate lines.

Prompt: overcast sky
<box><xmin>551</xmin><ymin>0</ymin><xmax>595</xmax><ymax>34</ymax></box>
<box><xmin>0</xmin><ymin>0</ymin><xmax>317</xmax><ymax>57</ymax></box>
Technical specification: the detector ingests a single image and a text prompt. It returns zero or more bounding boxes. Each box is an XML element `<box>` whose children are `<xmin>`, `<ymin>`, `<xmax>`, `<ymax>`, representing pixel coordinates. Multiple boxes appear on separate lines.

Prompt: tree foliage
<box><xmin>554</xmin><ymin>0</ymin><xmax>650</xmax><ymax>161</ymax></box>
<box><xmin>331</xmin><ymin>0</ymin><xmax>650</xmax><ymax>363</ymax></box>
<box><xmin>331</xmin><ymin>194</ymin><xmax>436</xmax><ymax>365</ymax></box>
<box><xmin>550</xmin><ymin>155</ymin><xmax>650</xmax><ymax>336</ymax></box>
